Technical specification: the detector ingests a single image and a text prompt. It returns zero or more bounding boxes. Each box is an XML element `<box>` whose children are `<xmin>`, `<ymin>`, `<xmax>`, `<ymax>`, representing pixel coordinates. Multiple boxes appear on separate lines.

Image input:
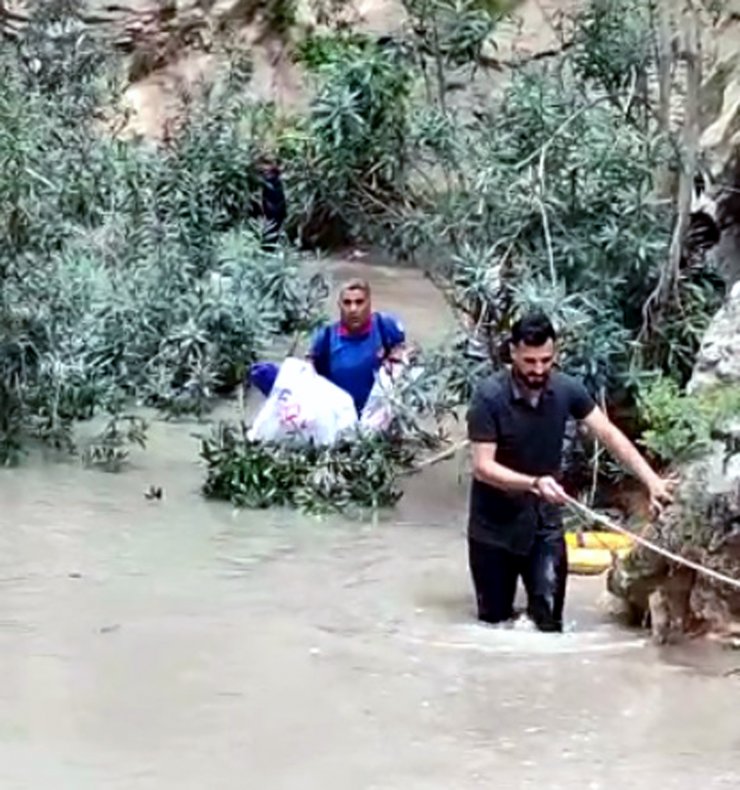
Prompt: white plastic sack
<box><xmin>360</xmin><ymin>362</ymin><xmax>427</xmax><ymax>433</ymax></box>
<box><xmin>359</xmin><ymin>365</ymin><xmax>399</xmax><ymax>433</ymax></box>
<box><xmin>248</xmin><ymin>357</ymin><xmax>357</xmax><ymax>446</ymax></box>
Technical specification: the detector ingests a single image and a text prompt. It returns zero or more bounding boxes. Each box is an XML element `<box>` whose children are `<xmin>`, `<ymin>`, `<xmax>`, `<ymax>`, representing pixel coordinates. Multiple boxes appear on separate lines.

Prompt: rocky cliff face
<box><xmin>689</xmin><ymin>281</ymin><xmax>740</xmax><ymax>393</ymax></box>
<box><xmin>700</xmin><ymin>1</ymin><xmax>740</xmax><ymax>177</ymax></box>
<box><xmin>699</xmin><ymin>1</ymin><xmax>740</xmax><ymax>285</ymax></box>
<box><xmin>2</xmin><ymin>0</ymin><xmax>583</xmax><ymax>137</ymax></box>
<box><xmin>682</xmin><ymin>282</ymin><xmax>740</xmax><ymax>639</ymax></box>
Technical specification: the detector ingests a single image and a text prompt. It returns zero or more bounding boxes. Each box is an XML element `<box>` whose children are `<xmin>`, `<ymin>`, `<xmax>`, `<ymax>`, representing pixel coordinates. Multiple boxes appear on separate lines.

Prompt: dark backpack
<box><xmin>314</xmin><ymin>313</ymin><xmax>392</xmax><ymax>379</ymax></box>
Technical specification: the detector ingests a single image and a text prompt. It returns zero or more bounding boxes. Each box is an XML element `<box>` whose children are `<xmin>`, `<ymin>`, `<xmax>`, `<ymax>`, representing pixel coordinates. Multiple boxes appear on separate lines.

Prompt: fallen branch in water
<box><xmin>404</xmin><ymin>439</ymin><xmax>470</xmax><ymax>474</ymax></box>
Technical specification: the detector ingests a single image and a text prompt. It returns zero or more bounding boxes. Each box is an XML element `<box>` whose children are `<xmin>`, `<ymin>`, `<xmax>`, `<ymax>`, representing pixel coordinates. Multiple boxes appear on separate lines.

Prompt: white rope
<box><xmin>564</xmin><ymin>496</ymin><xmax>740</xmax><ymax>592</ymax></box>
<box><xmin>406</xmin><ymin>441</ymin><xmax>740</xmax><ymax>591</ymax></box>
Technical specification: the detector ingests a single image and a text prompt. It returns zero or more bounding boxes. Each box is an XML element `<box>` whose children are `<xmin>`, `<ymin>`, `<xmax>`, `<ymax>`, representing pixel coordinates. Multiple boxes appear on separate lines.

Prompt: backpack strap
<box><xmin>314</xmin><ymin>315</ymin><xmax>392</xmax><ymax>377</ymax></box>
<box><xmin>313</xmin><ymin>324</ymin><xmax>333</xmax><ymax>378</ymax></box>
<box><xmin>375</xmin><ymin>312</ymin><xmax>392</xmax><ymax>359</ymax></box>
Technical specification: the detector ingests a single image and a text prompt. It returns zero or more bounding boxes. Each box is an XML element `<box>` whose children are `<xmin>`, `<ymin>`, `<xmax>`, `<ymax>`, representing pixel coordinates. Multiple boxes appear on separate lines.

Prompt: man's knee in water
<box><xmin>475</xmin><ymin>595</ymin><xmax>515</xmax><ymax>625</ymax></box>
<box><xmin>477</xmin><ymin>609</ymin><xmax>514</xmax><ymax>626</ymax></box>
<box><xmin>528</xmin><ymin>596</ymin><xmax>562</xmax><ymax>632</ymax></box>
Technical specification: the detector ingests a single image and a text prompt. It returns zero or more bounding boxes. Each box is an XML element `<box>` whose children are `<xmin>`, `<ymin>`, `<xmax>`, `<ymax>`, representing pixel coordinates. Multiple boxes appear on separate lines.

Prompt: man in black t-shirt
<box><xmin>467</xmin><ymin>312</ymin><xmax>673</xmax><ymax>632</ymax></box>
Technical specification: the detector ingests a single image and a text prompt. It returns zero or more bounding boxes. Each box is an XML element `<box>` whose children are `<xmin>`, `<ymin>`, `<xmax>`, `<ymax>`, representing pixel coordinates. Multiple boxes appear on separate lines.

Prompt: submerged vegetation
<box><xmin>201</xmin><ymin>424</ymin><xmax>417</xmax><ymax>515</ymax></box>
<box><xmin>0</xmin><ymin>0</ymin><xmax>727</xmax><ymax>511</ymax></box>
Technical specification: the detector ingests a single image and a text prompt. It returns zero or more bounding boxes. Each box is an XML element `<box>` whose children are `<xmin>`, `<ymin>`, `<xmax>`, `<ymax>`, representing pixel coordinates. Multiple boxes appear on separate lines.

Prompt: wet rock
<box><xmin>609</xmin><ymin>457</ymin><xmax>740</xmax><ymax>641</ymax></box>
<box><xmin>700</xmin><ymin>0</ymin><xmax>740</xmax><ymax>179</ymax></box>
<box><xmin>688</xmin><ymin>282</ymin><xmax>740</xmax><ymax>393</ymax></box>
<box><xmin>606</xmin><ymin>546</ymin><xmax>668</xmax><ymax>629</ymax></box>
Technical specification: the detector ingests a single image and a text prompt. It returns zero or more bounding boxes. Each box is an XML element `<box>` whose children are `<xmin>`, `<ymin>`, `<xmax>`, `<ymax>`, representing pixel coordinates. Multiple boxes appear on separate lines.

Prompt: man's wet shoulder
<box><xmin>549</xmin><ymin>370</ymin><xmax>586</xmax><ymax>395</ymax></box>
<box><xmin>473</xmin><ymin>371</ymin><xmax>510</xmax><ymax>403</ymax></box>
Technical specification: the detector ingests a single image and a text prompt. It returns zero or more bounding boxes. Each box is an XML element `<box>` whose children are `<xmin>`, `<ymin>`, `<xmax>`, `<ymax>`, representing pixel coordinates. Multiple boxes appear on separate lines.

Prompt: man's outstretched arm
<box><xmin>581</xmin><ymin>407</ymin><xmax>675</xmax><ymax>514</ymax></box>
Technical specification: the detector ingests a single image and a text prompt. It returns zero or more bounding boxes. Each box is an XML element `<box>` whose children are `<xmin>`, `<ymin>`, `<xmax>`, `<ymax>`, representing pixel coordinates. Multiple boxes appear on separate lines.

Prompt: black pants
<box><xmin>468</xmin><ymin>535</ymin><xmax>568</xmax><ymax>632</ymax></box>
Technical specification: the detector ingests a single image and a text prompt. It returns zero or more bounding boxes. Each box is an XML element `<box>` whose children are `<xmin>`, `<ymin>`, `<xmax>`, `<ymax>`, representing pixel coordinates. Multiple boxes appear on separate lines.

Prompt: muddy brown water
<box><xmin>1</xmin><ymin>259</ymin><xmax>739</xmax><ymax>789</ymax></box>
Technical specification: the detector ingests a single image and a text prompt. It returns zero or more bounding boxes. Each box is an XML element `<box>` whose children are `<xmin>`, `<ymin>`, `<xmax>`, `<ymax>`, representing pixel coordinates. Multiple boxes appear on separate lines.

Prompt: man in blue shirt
<box><xmin>309</xmin><ymin>278</ymin><xmax>406</xmax><ymax>414</ymax></box>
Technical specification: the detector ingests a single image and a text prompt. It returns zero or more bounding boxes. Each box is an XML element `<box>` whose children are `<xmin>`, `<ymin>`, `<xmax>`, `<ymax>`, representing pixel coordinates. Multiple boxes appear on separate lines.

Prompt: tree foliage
<box><xmin>0</xmin><ymin>14</ymin><xmax>326</xmax><ymax>464</ymax></box>
<box><xmin>290</xmin><ymin>33</ymin><xmax>414</xmax><ymax>245</ymax></box>
<box><xmin>284</xmin><ymin>0</ymin><xmax>724</xmax><ymax>409</ymax></box>
<box><xmin>637</xmin><ymin>378</ymin><xmax>740</xmax><ymax>466</ymax></box>
<box><xmin>572</xmin><ymin>0</ymin><xmax>653</xmax><ymax>94</ymax></box>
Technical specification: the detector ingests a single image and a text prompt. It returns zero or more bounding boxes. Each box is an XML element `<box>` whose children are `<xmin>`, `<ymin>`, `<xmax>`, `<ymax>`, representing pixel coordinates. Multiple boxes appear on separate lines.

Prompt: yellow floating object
<box><xmin>565</xmin><ymin>530</ymin><xmax>634</xmax><ymax>551</ymax></box>
<box><xmin>565</xmin><ymin>531</ymin><xmax>635</xmax><ymax>576</ymax></box>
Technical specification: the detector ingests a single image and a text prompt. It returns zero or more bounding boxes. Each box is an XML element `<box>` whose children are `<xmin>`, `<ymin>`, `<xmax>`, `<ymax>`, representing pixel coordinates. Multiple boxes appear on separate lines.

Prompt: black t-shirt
<box><xmin>466</xmin><ymin>369</ymin><xmax>596</xmax><ymax>554</ymax></box>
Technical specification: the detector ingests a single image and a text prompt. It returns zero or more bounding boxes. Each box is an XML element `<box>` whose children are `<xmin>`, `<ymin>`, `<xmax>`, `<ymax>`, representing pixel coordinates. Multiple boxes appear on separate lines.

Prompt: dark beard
<box><xmin>514</xmin><ymin>368</ymin><xmax>548</xmax><ymax>391</ymax></box>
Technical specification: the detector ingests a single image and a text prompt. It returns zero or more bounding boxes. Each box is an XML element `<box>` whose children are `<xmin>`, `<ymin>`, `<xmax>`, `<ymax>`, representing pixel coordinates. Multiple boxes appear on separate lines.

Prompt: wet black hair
<box><xmin>510</xmin><ymin>312</ymin><xmax>557</xmax><ymax>347</ymax></box>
